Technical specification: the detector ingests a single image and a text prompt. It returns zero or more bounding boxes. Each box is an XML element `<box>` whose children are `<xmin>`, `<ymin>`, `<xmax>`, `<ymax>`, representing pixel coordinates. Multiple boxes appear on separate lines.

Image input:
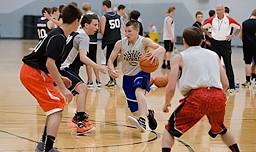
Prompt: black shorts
<box><xmin>88</xmin><ymin>44</ymin><xmax>97</xmax><ymax>63</ymax></box>
<box><xmin>164</xmin><ymin>40</ymin><xmax>174</xmax><ymax>52</ymax></box>
<box><xmin>243</xmin><ymin>44</ymin><xmax>256</xmax><ymax>64</ymax></box>
<box><xmin>60</xmin><ymin>67</ymin><xmax>84</xmax><ymax>95</ymax></box>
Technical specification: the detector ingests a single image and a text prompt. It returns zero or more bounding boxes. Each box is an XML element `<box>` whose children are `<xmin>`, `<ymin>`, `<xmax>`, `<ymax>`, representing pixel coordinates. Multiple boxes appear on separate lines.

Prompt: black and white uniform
<box><xmin>60</xmin><ymin>30</ymin><xmax>90</xmax><ymax>93</ymax></box>
<box><xmin>242</xmin><ymin>18</ymin><xmax>256</xmax><ymax>64</ymax></box>
<box><xmin>23</xmin><ymin>28</ymin><xmax>66</xmax><ymax>73</ymax></box>
<box><xmin>102</xmin><ymin>11</ymin><xmax>121</xmax><ymax>66</ymax></box>
<box><xmin>36</xmin><ymin>17</ymin><xmax>51</xmax><ymax>41</ymax></box>
<box><xmin>86</xmin><ymin>12</ymin><xmax>98</xmax><ymax>63</ymax></box>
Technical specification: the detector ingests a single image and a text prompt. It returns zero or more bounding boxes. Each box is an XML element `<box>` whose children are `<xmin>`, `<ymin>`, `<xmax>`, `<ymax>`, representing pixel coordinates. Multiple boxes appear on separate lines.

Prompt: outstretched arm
<box><xmin>163</xmin><ymin>54</ymin><xmax>182</xmax><ymax>113</ymax></box>
<box><xmin>107</xmin><ymin>40</ymin><xmax>122</xmax><ymax>78</ymax></box>
<box><xmin>44</xmin><ymin>12</ymin><xmax>62</xmax><ymax>27</ymax></box>
<box><xmin>79</xmin><ymin>50</ymin><xmax>108</xmax><ymax>74</ymax></box>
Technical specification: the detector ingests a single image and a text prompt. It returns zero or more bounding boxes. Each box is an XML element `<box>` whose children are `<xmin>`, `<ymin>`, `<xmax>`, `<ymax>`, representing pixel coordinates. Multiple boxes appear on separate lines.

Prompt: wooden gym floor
<box><xmin>0</xmin><ymin>39</ymin><xmax>255</xmax><ymax>152</ymax></box>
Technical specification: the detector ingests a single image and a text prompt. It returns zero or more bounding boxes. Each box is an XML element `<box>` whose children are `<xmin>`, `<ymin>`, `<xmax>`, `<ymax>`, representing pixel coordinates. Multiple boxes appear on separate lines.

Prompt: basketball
<box><xmin>153</xmin><ymin>75</ymin><xmax>168</xmax><ymax>88</ymax></box>
<box><xmin>139</xmin><ymin>53</ymin><xmax>159</xmax><ymax>73</ymax></box>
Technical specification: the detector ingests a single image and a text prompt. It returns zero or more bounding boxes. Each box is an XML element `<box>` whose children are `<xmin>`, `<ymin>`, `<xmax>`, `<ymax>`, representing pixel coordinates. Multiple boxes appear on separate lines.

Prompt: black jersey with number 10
<box><xmin>36</xmin><ymin>17</ymin><xmax>51</xmax><ymax>41</ymax></box>
<box><xmin>22</xmin><ymin>28</ymin><xmax>66</xmax><ymax>73</ymax></box>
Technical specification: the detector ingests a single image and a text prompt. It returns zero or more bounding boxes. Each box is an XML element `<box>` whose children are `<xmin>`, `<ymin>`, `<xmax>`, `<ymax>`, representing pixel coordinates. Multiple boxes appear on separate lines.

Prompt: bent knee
<box><xmin>75</xmin><ymin>83</ymin><xmax>88</xmax><ymax>94</ymax></box>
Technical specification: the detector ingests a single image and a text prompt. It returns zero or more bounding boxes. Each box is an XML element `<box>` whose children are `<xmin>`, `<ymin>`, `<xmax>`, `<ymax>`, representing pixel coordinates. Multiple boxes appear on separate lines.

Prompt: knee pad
<box><xmin>208</xmin><ymin>128</ymin><xmax>227</xmax><ymax>138</ymax></box>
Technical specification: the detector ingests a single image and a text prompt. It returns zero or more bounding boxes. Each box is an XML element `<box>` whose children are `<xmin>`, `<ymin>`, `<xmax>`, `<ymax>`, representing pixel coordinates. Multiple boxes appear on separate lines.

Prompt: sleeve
<box><xmin>228</xmin><ymin>17</ymin><xmax>241</xmax><ymax>29</ymax></box>
<box><xmin>76</xmin><ymin>33</ymin><xmax>90</xmax><ymax>54</ymax></box>
<box><xmin>46</xmin><ymin>35</ymin><xmax>65</xmax><ymax>61</ymax></box>
<box><xmin>167</xmin><ymin>17</ymin><xmax>173</xmax><ymax>25</ymax></box>
<box><xmin>203</xmin><ymin>17</ymin><xmax>213</xmax><ymax>29</ymax></box>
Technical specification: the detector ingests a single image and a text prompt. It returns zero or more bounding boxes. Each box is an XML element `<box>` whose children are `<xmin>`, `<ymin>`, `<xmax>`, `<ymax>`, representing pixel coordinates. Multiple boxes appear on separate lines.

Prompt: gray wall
<box><xmin>0</xmin><ymin>0</ymin><xmax>255</xmax><ymax>45</ymax></box>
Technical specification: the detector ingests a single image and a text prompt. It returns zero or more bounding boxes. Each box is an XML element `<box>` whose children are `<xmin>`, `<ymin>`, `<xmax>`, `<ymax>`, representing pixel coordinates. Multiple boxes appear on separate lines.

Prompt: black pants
<box><xmin>211</xmin><ymin>39</ymin><xmax>235</xmax><ymax>89</ymax></box>
<box><xmin>88</xmin><ymin>44</ymin><xmax>97</xmax><ymax>63</ymax></box>
<box><xmin>105</xmin><ymin>44</ymin><xmax>117</xmax><ymax>67</ymax></box>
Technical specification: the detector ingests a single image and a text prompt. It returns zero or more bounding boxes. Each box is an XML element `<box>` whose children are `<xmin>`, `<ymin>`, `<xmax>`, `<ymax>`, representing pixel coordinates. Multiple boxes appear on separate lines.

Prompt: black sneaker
<box><xmin>113</xmin><ymin>79</ymin><xmax>117</xmax><ymax>85</ymax></box>
<box><xmin>105</xmin><ymin>80</ymin><xmax>116</xmax><ymax>87</ymax></box>
<box><xmin>72</xmin><ymin>113</ymin><xmax>92</xmax><ymax>126</ymax></box>
<box><xmin>35</xmin><ymin>142</ymin><xmax>60</xmax><ymax>152</ymax></box>
<box><xmin>166</xmin><ymin>64</ymin><xmax>171</xmax><ymax>70</ymax></box>
<box><xmin>147</xmin><ymin>109</ymin><xmax>157</xmax><ymax>130</ymax></box>
<box><xmin>35</xmin><ymin>141</ymin><xmax>44</xmax><ymax>151</ymax></box>
<box><xmin>87</xmin><ymin>81</ymin><xmax>93</xmax><ymax>87</ymax></box>
<box><xmin>96</xmin><ymin>80</ymin><xmax>102</xmax><ymax>87</ymax></box>
<box><xmin>241</xmin><ymin>81</ymin><xmax>250</xmax><ymax>88</ymax></box>
<box><xmin>161</xmin><ymin>63</ymin><xmax>166</xmax><ymax>69</ymax></box>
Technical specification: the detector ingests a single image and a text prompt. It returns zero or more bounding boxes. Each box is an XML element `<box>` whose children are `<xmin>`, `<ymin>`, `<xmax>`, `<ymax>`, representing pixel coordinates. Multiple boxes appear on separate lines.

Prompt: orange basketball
<box><xmin>153</xmin><ymin>75</ymin><xmax>168</xmax><ymax>88</ymax></box>
<box><xmin>139</xmin><ymin>54</ymin><xmax>159</xmax><ymax>73</ymax></box>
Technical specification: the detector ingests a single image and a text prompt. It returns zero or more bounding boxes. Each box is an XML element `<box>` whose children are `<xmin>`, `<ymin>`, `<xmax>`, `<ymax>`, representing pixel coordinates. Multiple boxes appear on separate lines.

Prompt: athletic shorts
<box><xmin>60</xmin><ymin>67</ymin><xmax>83</xmax><ymax>95</ymax></box>
<box><xmin>243</xmin><ymin>44</ymin><xmax>256</xmax><ymax>64</ymax></box>
<box><xmin>88</xmin><ymin>44</ymin><xmax>97</xmax><ymax>63</ymax></box>
<box><xmin>20</xmin><ymin>64</ymin><xmax>65</xmax><ymax>116</ymax></box>
<box><xmin>122</xmin><ymin>71</ymin><xmax>151</xmax><ymax>112</ymax></box>
<box><xmin>165</xmin><ymin>87</ymin><xmax>227</xmax><ymax>138</ymax></box>
<box><xmin>164</xmin><ymin>40</ymin><xmax>174</xmax><ymax>52</ymax></box>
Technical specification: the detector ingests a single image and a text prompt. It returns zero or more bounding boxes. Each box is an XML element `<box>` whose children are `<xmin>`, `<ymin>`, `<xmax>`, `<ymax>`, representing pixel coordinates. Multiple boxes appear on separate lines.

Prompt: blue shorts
<box><xmin>122</xmin><ymin>71</ymin><xmax>151</xmax><ymax>112</ymax></box>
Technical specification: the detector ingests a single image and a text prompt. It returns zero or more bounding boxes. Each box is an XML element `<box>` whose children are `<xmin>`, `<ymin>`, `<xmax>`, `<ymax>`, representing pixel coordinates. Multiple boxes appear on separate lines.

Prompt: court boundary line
<box><xmin>0</xmin><ymin>110</ymin><xmax>194</xmax><ymax>151</ymax></box>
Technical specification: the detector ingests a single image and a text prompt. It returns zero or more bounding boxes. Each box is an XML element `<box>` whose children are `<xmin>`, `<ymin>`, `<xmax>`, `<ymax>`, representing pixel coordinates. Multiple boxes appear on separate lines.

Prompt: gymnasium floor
<box><xmin>0</xmin><ymin>39</ymin><xmax>255</xmax><ymax>152</ymax></box>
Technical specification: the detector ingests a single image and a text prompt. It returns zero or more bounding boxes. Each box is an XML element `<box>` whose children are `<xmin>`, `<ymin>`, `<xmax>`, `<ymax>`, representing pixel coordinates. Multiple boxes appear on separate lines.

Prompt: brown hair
<box><xmin>102</xmin><ymin>0</ymin><xmax>111</xmax><ymax>8</ymax></box>
<box><xmin>195</xmin><ymin>11</ymin><xmax>203</xmax><ymax>17</ymax></box>
<box><xmin>82</xmin><ymin>3</ymin><xmax>91</xmax><ymax>12</ymax></box>
<box><xmin>167</xmin><ymin>6</ymin><xmax>175</xmax><ymax>13</ymax></box>
<box><xmin>251</xmin><ymin>9</ymin><xmax>256</xmax><ymax>16</ymax></box>
<box><xmin>126</xmin><ymin>20</ymin><xmax>140</xmax><ymax>31</ymax></box>
<box><xmin>42</xmin><ymin>7</ymin><xmax>51</xmax><ymax>15</ymax></box>
<box><xmin>183</xmin><ymin>27</ymin><xmax>204</xmax><ymax>46</ymax></box>
<box><xmin>80</xmin><ymin>14</ymin><xmax>98</xmax><ymax>28</ymax></box>
<box><xmin>62</xmin><ymin>4</ymin><xmax>82</xmax><ymax>24</ymax></box>
<box><xmin>51</xmin><ymin>7</ymin><xmax>58</xmax><ymax>14</ymax></box>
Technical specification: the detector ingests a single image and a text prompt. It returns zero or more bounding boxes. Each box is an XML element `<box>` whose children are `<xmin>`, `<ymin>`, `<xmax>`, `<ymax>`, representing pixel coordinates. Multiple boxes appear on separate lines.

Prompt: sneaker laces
<box><xmin>138</xmin><ymin>117</ymin><xmax>146</xmax><ymax>129</ymax></box>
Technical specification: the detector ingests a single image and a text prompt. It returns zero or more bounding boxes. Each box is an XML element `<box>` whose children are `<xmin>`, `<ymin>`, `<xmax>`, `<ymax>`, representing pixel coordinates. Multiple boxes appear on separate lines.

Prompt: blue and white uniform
<box><xmin>120</xmin><ymin>36</ymin><xmax>150</xmax><ymax>112</ymax></box>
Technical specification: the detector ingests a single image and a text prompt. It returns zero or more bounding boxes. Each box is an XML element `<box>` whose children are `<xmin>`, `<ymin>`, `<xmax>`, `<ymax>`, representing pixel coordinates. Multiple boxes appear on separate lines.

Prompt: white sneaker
<box><xmin>228</xmin><ymin>89</ymin><xmax>236</xmax><ymax>96</ymax></box>
<box><xmin>128</xmin><ymin>116</ymin><xmax>146</xmax><ymax>133</ymax></box>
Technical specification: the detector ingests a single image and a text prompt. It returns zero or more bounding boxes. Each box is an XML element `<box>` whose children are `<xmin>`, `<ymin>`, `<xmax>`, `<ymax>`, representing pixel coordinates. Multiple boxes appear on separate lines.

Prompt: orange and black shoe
<box><xmin>76</xmin><ymin>121</ymin><xmax>95</xmax><ymax>135</ymax></box>
<box><xmin>72</xmin><ymin>113</ymin><xmax>92</xmax><ymax>126</ymax></box>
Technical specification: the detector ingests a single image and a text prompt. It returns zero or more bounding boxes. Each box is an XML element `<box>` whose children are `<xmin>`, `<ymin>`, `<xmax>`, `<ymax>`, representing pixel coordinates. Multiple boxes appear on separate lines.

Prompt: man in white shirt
<box><xmin>203</xmin><ymin>5</ymin><xmax>241</xmax><ymax>94</ymax></box>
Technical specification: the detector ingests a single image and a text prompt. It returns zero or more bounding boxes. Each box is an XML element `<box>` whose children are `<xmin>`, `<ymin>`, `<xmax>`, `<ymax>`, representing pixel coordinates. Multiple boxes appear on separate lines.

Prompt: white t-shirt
<box><xmin>61</xmin><ymin>30</ymin><xmax>89</xmax><ymax>69</ymax></box>
<box><xmin>179</xmin><ymin>46</ymin><xmax>222</xmax><ymax>95</ymax></box>
<box><xmin>203</xmin><ymin>15</ymin><xmax>240</xmax><ymax>41</ymax></box>
<box><xmin>163</xmin><ymin>15</ymin><xmax>175</xmax><ymax>41</ymax></box>
<box><xmin>120</xmin><ymin>36</ymin><xmax>145</xmax><ymax>76</ymax></box>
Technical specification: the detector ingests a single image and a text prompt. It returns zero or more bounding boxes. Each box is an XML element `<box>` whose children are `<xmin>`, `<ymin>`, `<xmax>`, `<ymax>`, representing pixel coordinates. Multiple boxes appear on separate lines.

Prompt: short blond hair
<box><xmin>82</xmin><ymin>3</ymin><xmax>91</xmax><ymax>12</ymax></box>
